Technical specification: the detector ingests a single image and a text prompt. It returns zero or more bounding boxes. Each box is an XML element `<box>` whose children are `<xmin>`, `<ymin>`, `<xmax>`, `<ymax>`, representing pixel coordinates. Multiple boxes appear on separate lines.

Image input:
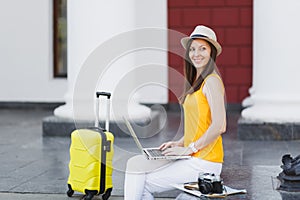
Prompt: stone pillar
<box><xmin>43</xmin><ymin>0</ymin><xmax>169</xmax><ymax>137</ymax></box>
<box><xmin>238</xmin><ymin>0</ymin><xmax>300</xmax><ymax>140</ymax></box>
<box><xmin>54</xmin><ymin>0</ymin><xmax>149</xmax><ymax>121</ymax></box>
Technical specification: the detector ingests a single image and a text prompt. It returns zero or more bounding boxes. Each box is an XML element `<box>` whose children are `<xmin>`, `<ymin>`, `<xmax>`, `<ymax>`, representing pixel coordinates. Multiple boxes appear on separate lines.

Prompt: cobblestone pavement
<box><xmin>0</xmin><ymin>107</ymin><xmax>300</xmax><ymax>199</ymax></box>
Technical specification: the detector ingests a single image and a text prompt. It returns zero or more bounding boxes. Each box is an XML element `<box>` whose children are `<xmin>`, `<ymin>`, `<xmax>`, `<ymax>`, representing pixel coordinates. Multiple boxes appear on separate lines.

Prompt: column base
<box><xmin>43</xmin><ymin>110</ymin><xmax>162</xmax><ymax>138</ymax></box>
<box><xmin>237</xmin><ymin>117</ymin><xmax>300</xmax><ymax>140</ymax></box>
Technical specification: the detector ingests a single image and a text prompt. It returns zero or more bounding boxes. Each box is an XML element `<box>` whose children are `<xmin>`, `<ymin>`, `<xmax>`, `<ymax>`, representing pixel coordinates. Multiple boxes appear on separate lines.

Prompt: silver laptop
<box><xmin>123</xmin><ymin>117</ymin><xmax>191</xmax><ymax>160</ymax></box>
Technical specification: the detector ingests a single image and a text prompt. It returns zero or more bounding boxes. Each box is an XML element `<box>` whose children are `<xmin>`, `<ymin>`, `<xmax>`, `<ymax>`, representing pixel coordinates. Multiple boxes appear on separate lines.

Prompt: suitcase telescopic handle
<box><xmin>95</xmin><ymin>91</ymin><xmax>111</xmax><ymax>131</ymax></box>
<box><xmin>96</xmin><ymin>92</ymin><xmax>111</xmax><ymax>99</ymax></box>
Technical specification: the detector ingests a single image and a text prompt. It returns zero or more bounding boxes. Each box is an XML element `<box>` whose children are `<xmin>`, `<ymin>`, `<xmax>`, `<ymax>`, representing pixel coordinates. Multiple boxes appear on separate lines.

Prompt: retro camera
<box><xmin>198</xmin><ymin>173</ymin><xmax>223</xmax><ymax>194</ymax></box>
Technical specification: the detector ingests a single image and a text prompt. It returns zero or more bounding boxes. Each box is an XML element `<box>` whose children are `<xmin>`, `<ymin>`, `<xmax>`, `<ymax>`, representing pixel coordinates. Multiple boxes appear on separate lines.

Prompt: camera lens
<box><xmin>198</xmin><ymin>179</ymin><xmax>213</xmax><ymax>194</ymax></box>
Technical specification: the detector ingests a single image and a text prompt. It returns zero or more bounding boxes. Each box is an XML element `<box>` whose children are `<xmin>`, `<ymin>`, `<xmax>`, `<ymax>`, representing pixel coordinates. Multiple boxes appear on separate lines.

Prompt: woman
<box><xmin>124</xmin><ymin>25</ymin><xmax>226</xmax><ymax>200</ymax></box>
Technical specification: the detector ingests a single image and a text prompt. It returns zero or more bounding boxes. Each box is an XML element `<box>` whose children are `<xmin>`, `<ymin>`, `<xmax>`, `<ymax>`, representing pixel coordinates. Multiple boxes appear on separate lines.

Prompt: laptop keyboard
<box><xmin>148</xmin><ymin>149</ymin><xmax>164</xmax><ymax>157</ymax></box>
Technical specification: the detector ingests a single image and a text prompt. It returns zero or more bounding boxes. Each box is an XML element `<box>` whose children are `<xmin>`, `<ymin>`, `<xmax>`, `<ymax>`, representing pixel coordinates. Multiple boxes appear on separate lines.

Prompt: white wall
<box><xmin>0</xmin><ymin>0</ymin><xmax>67</xmax><ymax>102</ymax></box>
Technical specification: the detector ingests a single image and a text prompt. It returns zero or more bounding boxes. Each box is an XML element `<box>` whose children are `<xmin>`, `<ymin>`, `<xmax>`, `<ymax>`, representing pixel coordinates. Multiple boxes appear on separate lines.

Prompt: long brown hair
<box><xmin>179</xmin><ymin>39</ymin><xmax>218</xmax><ymax>104</ymax></box>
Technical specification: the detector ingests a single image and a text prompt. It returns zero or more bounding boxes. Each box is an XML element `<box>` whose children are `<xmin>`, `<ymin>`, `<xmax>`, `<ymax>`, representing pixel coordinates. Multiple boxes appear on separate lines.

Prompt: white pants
<box><xmin>124</xmin><ymin>155</ymin><xmax>222</xmax><ymax>200</ymax></box>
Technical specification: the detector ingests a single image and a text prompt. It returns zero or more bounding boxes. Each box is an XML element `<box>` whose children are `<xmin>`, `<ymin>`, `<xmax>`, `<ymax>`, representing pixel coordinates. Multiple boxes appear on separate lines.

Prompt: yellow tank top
<box><xmin>183</xmin><ymin>74</ymin><xmax>224</xmax><ymax>163</ymax></box>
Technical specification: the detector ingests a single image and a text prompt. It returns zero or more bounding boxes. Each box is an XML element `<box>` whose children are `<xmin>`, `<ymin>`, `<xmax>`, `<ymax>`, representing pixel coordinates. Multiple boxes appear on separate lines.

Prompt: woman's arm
<box><xmin>193</xmin><ymin>75</ymin><xmax>226</xmax><ymax>151</ymax></box>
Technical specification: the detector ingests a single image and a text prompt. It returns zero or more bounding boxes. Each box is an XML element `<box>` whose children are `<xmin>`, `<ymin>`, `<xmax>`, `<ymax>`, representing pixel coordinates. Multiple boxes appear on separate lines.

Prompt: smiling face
<box><xmin>189</xmin><ymin>39</ymin><xmax>212</xmax><ymax>70</ymax></box>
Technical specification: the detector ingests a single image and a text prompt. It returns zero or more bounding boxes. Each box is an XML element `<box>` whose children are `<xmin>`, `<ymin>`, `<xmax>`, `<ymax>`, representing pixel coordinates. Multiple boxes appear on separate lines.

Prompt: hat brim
<box><xmin>181</xmin><ymin>37</ymin><xmax>222</xmax><ymax>56</ymax></box>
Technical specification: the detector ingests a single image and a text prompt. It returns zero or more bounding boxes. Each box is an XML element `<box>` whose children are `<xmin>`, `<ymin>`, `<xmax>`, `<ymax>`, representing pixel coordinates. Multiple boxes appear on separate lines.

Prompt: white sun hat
<box><xmin>181</xmin><ymin>25</ymin><xmax>222</xmax><ymax>56</ymax></box>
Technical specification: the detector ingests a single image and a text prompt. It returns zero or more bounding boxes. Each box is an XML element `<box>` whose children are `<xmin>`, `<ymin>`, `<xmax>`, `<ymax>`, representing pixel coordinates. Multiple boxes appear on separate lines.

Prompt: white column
<box><xmin>54</xmin><ymin>0</ymin><xmax>151</xmax><ymax>121</ymax></box>
<box><xmin>134</xmin><ymin>0</ymin><xmax>168</xmax><ymax>104</ymax></box>
<box><xmin>241</xmin><ymin>0</ymin><xmax>300</xmax><ymax>123</ymax></box>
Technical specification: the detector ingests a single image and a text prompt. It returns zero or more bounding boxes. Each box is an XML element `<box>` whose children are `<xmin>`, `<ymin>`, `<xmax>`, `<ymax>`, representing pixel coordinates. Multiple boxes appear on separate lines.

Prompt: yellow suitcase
<box><xmin>67</xmin><ymin>92</ymin><xmax>114</xmax><ymax>200</ymax></box>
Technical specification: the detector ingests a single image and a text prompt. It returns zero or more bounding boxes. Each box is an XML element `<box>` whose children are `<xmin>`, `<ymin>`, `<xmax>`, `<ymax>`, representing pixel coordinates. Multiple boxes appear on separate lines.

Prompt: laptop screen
<box><xmin>123</xmin><ymin>117</ymin><xmax>145</xmax><ymax>154</ymax></box>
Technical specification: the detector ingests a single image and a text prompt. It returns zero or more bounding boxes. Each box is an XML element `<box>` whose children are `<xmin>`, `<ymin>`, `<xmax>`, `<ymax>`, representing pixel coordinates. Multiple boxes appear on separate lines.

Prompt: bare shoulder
<box><xmin>203</xmin><ymin>74</ymin><xmax>225</xmax><ymax>94</ymax></box>
<box><xmin>205</xmin><ymin>74</ymin><xmax>224</xmax><ymax>87</ymax></box>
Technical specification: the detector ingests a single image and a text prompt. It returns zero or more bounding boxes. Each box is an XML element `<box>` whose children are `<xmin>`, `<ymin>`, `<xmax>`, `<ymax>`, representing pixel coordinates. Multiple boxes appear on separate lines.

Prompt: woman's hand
<box><xmin>159</xmin><ymin>141</ymin><xmax>182</xmax><ymax>151</ymax></box>
<box><xmin>162</xmin><ymin>147</ymin><xmax>193</xmax><ymax>156</ymax></box>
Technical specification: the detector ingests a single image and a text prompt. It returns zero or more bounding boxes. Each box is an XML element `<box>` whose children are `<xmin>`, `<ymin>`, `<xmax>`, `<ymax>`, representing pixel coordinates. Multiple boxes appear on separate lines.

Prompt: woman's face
<box><xmin>189</xmin><ymin>39</ymin><xmax>211</xmax><ymax>69</ymax></box>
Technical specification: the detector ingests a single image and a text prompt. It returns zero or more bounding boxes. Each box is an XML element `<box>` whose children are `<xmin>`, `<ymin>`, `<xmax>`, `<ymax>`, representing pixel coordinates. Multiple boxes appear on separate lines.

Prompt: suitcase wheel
<box><xmin>84</xmin><ymin>190</ymin><xmax>98</xmax><ymax>200</ymax></box>
<box><xmin>102</xmin><ymin>188</ymin><xmax>112</xmax><ymax>200</ymax></box>
<box><xmin>67</xmin><ymin>184</ymin><xmax>74</xmax><ymax>197</ymax></box>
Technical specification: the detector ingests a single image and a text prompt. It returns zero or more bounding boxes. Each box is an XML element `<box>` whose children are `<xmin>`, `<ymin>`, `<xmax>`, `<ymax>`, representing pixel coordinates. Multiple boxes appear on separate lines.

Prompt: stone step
<box><xmin>42</xmin><ymin>111</ymin><xmax>161</xmax><ymax>138</ymax></box>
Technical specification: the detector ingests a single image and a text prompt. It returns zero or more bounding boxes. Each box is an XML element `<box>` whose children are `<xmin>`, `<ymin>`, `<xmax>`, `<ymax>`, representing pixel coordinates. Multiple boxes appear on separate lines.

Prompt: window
<box><xmin>53</xmin><ymin>0</ymin><xmax>67</xmax><ymax>77</ymax></box>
